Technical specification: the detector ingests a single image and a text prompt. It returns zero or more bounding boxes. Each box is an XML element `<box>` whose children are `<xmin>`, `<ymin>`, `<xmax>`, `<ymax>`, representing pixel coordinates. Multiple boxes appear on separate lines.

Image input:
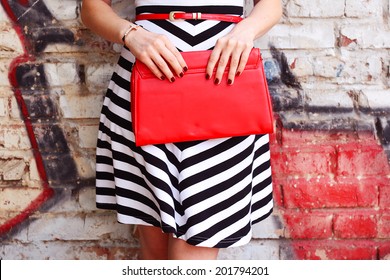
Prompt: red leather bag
<box><xmin>131</xmin><ymin>48</ymin><xmax>274</xmax><ymax>146</ymax></box>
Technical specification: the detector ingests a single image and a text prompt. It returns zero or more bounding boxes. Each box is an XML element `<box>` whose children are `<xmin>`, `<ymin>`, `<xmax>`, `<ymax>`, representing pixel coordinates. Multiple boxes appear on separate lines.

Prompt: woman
<box><xmin>81</xmin><ymin>0</ymin><xmax>282</xmax><ymax>260</ymax></box>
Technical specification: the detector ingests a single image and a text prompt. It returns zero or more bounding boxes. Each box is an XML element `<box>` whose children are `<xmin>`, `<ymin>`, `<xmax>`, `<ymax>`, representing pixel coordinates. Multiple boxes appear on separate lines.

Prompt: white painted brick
<box><xmin>290</xmin><ymin>56</ymin><xmax>314</xmax><ymax>77</ymax></box>
<box><xmin>1</xmin><ymin>159</ymin><xmax>26</xmax><ymax>180</ymax></box>
<box><xmin>363</xmin><ymin>90</ymin><xmax>390</xmax><ymax>110</ymax></box>
<box><xmin>0</xmin><ymin>4</ymin><xmax>9</xmax><ymax>23</ymax></box>
<box><xmin>74</xmin><ymin>155</ymin><xmax>95</xmax><ymax>179</ymax></box>
<box><xmin>84</xmin><ymin>213</ymin><xmax>133</xmax><ymax>241</ymax></box>
<box><xmin>340</xmin><ymin>23</ymin><xmax>390</xmax><ymax>48</ymax></box>
<box><xmin>0</xmin><ymin>25</ymin><xmax>24</xmax><ymax>55</ymax></box>
<box><xmin>252</xmin><ymin>214</ymin><xmax>283</xmax><ymax>239</ymax></box>
<box><xmin>28</xmin><ymin>158</ymin><xmax>41</xmax><ymax>181</ymax></box>
<box><xmin>3</xmin><ymin>126</ymin><xmax>31</xmax><ymax>150</ymax></box>
<box><xmin>305</xmin><ymin>90</ymin><xmax>354</xmax><ymax>110</ymax></box>
<box><xmin>27</xmin><ymin>213</ymin><xmax>132</xmax><ymax>241</ymax></box>
<box><xmin>261</xmin><ymin>22</ymin><xmax>335</xmax><ymax>49</ymax></box>
<box><xmin>313</xmin><ymin>56</ymin><xmax>346</xmax><ymax>78</ymax></box>
<box><xmin>78</xmin><ymin>187</ymin><xmax>99</xmax><ymax>211</ymax></box>
<box><xmin>85</xmin><ymin>63</ymin><xmax>115</xmax><ymax>89</ymax></box>
<box><xmin>78</xmin><ymin>124</ymin><xmax>99</xmax><ymax>148</ymax></box>
<box><xmin>345</xmin><ymin>0</ymin><xmax>383</xmax><ymax>18</ymax></box>
<box><xmin>0</xmin><ymin>97</ymin><xmax>7</xmax><ymax>117</ymax></box>
<box><xmin>9</xmin><ymin>96</ymin><xmax>23</xmax><ymax>120</ymax></box>
<box><xmin>60</xmin><ymin>95</ymin><xmax>102</xmax><ymax>119</ymax></box>
<box><xmin>0</xmin><ymin>128</ymin><xmax>4</xmax><ymax>147</ymax></box>
<box><xmin>44</xmin><ymin>0</ymin><xmax>79</xmax><ymax>20</ymax></box>
<box><xmin>47</xmin><ymin>187</ymin><xmax>89</xmax><ymax>213</ymax></box>
<box><xmin>0</xmin><ymin>59</ymin><xmax>12</xmax><ymax>86</ymax></box>
<box><xmin>219</xmin><ymin>240</ymin><xmax>280</xmax><ymax>260</ymax></box>
<box><xmin>287</xmin><ymin>0</ymin><xmax>345</xmax><ymax>17</ymax></box>
<box><xmin>0</xmin><ymin>187</ymin><xmax>42</xmax><ymax>211</ymax></box>
<box><xmin>0</xmin><ymin>241</ymin><xmax>113</xmax><ymax>260</ymax></box>
<box><xmin>44</xmin><ymin>62</ymin><xmax>80</xmax><ymax>86</ymax></box>
<box><xmin>313</xmin><ymin>52</ymin><xmax>382</xmax><ymax>83</ymax></box>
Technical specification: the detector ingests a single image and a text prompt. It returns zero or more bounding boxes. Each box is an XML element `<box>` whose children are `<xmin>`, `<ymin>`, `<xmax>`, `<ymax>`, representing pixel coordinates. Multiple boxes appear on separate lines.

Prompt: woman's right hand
<box><xmin>124</xmin><ymin>27</ymin><xmax>187</xmax><ymax>82</ymax></box>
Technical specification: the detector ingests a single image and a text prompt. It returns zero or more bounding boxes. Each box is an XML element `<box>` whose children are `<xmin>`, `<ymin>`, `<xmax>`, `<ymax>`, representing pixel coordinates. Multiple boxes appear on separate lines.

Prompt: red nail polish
<box><xmin>228</xmin><ymin>79</ymin><xmax>233</xmax><ymax>85</ymax></box>
<box><xmin>236</xmin><ymin>71</ymin><xmax>241</xmax><ymax>77</ymax></box>
<box><xmin>214</xmin><ymin>78</ymin><xmax>219</xmax><ymax>85</ymax></box>
<box><xmin>161</xmin><ymin>76</ymin><xmax>166</xmax><ymax>80</ymax></box>
<box><xmin>206</xmin><ymin>74</ymin><xmax>210</xmax><ymax>80</ymax></box>
<box><xmin>171</xmin><ymin>77</ymin><xmax>176</xmax><ymax>82</ymax></box>
<box><xmin>179</xmin><ymin>72</ymin><xmax>184</xmax><ymax>78</ymax></box>
<box><xmin>183</xmin><ymin>66</ymin><xmax>188</xmax><ymax>72</ymax></box>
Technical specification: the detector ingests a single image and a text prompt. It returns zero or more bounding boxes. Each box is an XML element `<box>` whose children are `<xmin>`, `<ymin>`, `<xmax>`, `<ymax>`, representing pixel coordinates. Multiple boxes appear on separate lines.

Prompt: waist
<box><xmin>135</xmin><ymin>0</ymin><xmax>244</xmax><ymax>19</ymax></box>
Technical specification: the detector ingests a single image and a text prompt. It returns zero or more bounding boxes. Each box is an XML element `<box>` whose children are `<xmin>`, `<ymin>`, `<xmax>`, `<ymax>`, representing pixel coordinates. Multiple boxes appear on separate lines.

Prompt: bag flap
<box><xmin>133</xmin><ymin>48</ymin><xmax>262</xmax><ymax>78</ymax></box>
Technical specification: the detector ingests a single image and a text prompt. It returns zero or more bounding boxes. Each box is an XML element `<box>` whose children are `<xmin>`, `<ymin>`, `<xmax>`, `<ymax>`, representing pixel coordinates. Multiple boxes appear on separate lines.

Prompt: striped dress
<box><xmin>95</xmin><ymin>0</ymin><xmax>273</xmax><ymax>248</ymax></box>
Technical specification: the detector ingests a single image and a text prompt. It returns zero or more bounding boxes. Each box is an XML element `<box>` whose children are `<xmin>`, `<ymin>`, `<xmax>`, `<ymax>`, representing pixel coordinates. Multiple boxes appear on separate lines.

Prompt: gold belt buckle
<box><xmin>168</xmin><ymin>11</ymin><xmax>185</xmax><ymax>21</ymax></box>
<box><xmin>168</xmin><ymin>11</ymin><xmax>202</xmax><ymax>21</ymax></box>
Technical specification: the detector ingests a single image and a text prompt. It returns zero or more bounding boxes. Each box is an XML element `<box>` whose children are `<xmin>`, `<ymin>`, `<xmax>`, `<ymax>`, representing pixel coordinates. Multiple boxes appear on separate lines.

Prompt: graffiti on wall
<box><xmin>0</xmin><ymin>0</ymin><xmax>82</xmax><ymax>236</ymax></box>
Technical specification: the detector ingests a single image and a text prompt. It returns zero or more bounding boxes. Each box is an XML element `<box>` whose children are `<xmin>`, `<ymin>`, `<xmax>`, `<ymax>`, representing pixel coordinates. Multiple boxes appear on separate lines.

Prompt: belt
<box><xmin>135</xmin><ymin>11</ymin><xmax>243</xmax><ymax>23</ymax></box>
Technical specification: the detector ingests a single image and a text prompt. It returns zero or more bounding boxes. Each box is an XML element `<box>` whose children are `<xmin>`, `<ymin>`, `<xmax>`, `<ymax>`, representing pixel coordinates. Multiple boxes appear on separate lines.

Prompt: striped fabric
<box><xmin>95</xmin><ymin>0</ymin><xmax>273</xmax><ymax>248</ymax></box>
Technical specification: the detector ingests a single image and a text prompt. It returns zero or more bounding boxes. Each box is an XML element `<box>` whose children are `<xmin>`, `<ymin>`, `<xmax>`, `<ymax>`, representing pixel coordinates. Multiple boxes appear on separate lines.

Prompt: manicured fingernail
<box><xmin>206</xmin><ymin>74</ymin><xmax>211</xmax><ymax>80</ymax></box>
<box><xmin>236</xmin><ymin>71</ymin><xmax>241</xmax><ymax>76</ymax></box>
<box><xmin>179</xmin><ymin>72</ymin><xmax>184</xmax><ymax>78</ymax></box>
<box><xmin>228</xmin><ymin>79</ymin><xmax>233</xmax><ymax>85</ymax></box>
<box><xmin>183</xmin><ymin>66</ymin><xmax>188</xmax><ymax>72</ymax></box>
<box><xmin>214</xmin><ymin>78</ymin><xmax>219</xmax><ymax>85</ymax></box>
<box><xmin>171</xmin><ymin>77</ymin><xmax>176</xmax><ymax>82</ymax></box>
<box><xmin>160</xmin><ymin>76</ymin><xmax>166</xmax><ymax>80</ymax></box>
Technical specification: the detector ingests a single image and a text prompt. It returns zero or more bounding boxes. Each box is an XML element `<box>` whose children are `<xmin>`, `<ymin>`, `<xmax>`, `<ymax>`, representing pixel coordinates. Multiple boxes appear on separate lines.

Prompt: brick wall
<box><xmin>0</xmin><ymin>0</ymin><xmax>389</xmax><ymax>260</ymax></box>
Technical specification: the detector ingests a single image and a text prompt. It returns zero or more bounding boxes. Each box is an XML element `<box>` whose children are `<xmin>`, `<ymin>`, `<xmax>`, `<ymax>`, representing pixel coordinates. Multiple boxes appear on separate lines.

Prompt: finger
<box><xmin>164</xmin><ymin>41</ymin><xmax>188</xmax><ymax>73</ymax></box>
<box><xmin>206</xmin><ymin>48</ymin><xmax>222</xmax><ymax>81</ymax></box>
<box><xmin>226</xmin><ymin>51</ymin><xmax>241</xmax><ymax>85</ymax></box>
<box><xmin>158</xmin><ymin>36</ymin><xmax>186</xmax><ymax>77</ymax></box>
<box><xmin>235</xmin><ymin>47</ymin><xmax>252</xmax><ymax>78</ymax></box>
<box><xmin>214</xmin><ymin>50</ymin><xmax>232</xmax><ymax>85</ymax></box>
<box><xmin>160</xmin><ymin>50</ymin><xmax>185</xmax><ymax>78</ymax></box>
<box><xmin>146</xmin><ymin>35</ymin><xmax>181</xmax><ymax>81</ymax></box>
<box><xmin>141</xmin><ymin>57</ymin><xmax>166</xmax><ymax>81</ymax></box>
<box><xmin>151</xmin><ymin>53</ymin><xmax>176</xmax><ymax>82</ymax></box>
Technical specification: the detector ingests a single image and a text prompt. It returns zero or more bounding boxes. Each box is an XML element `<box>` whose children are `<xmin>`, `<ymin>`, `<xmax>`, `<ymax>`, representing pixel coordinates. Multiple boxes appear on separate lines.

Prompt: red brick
<box><xmin>378</xmin><ymin>242</ymin><xmax>390</xmax><ymax>260</ymax></box>
<box><xmin>83</xmin><ymin>246</ymin><xmax>139</xmax><ymax>260</ymax></box>
<box><xmin>380</xmin><ymin>185</ymin><xmax>390</xmax><ymax>209</ymax></box>
<box><xmin>378</xmin><ymin>214</ymin><xmax>390</xmax><ymax>238</ymax></box>
<box><xmin>334</xmin><ymin>212</ymin><xmax>378</xmax><ymax>238</ymax></box>
<box><xmin>271</xmin><ymin>145</ymin><xmax>337</xmax><ymax>176</ymax></box>
<box><xmin>337</xmin><ymin>142</ymin><xmax>390</xmax><ymax>176</ymax></box>
<box><xmin>268</xmin><ymin>130</ymin><xmax>279</xmax><ymax>146</ymax></box>
<box><xmin>283</xmin><ymin>129</ymin><xmax>364</xmax><ymax>145</ymax></box>
<box><xmin>283</xmin><ymin>210</ymin><xmax>333</xmax><ymax>239</ymax></box>
<box><xmin>271</xmin><ymin>179</ymin><xmax>284</xmax><ymax>207</ymax></box>
<box><xmin>283</xmin><ymin>177</ymin><xmax>378</xmax><ymax>209</ymax></box>
<box><xmin>290</xmin><ymin>240</ymin><xmax>377</xmax><ymax>260</ymax></box>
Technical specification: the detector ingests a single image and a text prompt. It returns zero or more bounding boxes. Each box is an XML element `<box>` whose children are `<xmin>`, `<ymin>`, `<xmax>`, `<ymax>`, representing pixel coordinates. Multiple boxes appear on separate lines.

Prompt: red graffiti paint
<box><xmin>0</xmin><ymin>0</ymin><xmax>54</xmax><ymax>235</ymax></box>
<box><xmin>270</xmin><ymin>128</ymin><xmax>390</xmax><ymax>259</ymax></box>
<box><xmin>18</xmin><ymin>0</ymin><xmax>29</xmax><ymax>6</ymax></box>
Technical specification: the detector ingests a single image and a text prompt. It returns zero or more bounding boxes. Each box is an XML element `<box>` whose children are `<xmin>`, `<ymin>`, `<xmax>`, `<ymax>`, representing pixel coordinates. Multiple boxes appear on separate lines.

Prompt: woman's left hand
<box><xmin>206</xmin><ymin>22</ymin><xmax>255</xmax><ymax>85</ymax></box>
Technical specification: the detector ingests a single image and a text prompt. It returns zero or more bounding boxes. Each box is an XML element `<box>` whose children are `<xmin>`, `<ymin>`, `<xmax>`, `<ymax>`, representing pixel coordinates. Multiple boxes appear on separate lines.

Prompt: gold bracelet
<box><xmin>121</xmin><ymin>24</ymin><xmax>139</xmax><ymax>43</ymax></box>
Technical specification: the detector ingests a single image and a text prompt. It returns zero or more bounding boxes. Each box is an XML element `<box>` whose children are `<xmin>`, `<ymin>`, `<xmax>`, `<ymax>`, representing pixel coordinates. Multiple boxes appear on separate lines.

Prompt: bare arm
<box><xmin>207</xmin><ymin>0</ymin><xmax>283</xmax><ymax>84</ymax></box>
<box><xmin>80</xmin><ymin>0</ymin><xmax>187</xmax><ymax>81</ymax></box>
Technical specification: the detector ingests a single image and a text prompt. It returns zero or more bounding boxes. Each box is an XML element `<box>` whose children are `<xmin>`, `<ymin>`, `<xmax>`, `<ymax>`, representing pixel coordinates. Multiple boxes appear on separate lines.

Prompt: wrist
<box><xmin>236</xmin><ymin>17</ymin><xmax>262</xmax><ymax>41</ymax></box>
<box><xmin>121</xmin><ymin>23</ymin><xmax>140</xmax><ymax>44</ymax></box>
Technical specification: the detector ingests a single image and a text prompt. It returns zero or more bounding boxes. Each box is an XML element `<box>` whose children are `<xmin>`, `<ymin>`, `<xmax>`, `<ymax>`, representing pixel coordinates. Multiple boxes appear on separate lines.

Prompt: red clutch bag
<box><xmin>131</xmin><ymin>48</ymin><xmax>274</xmax><ymax>146</ymax></box>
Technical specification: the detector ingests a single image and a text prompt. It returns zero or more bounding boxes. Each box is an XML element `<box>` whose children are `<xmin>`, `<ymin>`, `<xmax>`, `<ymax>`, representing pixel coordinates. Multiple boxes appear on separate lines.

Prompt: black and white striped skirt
<box><xmin>95</xmin><ymin>0</ymin><xmax>273</xmax><ymax>248</ymax></box>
